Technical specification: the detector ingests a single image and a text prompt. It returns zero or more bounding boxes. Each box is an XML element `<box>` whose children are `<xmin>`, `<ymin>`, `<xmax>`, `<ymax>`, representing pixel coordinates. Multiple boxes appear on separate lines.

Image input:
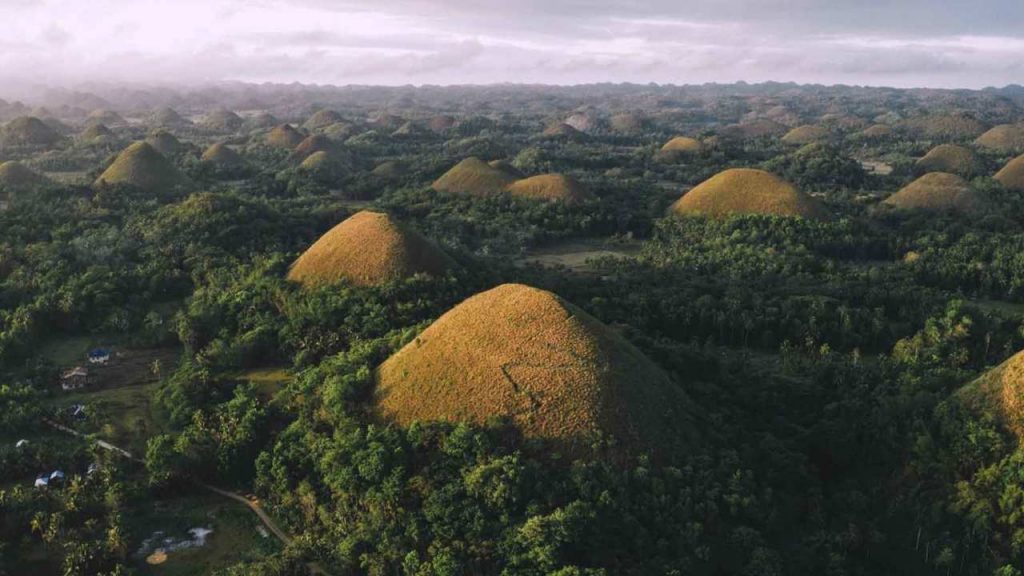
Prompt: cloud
<box><xmin>0</xmin><ymin>0</ymin><xmax>1021</xmax><ymax>89</ymax></box>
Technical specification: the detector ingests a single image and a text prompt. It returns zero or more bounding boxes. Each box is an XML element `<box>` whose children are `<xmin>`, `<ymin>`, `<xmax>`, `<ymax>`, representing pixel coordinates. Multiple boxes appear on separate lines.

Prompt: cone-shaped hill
<box><xmin>201</xmin><ymin>109</ymin><xmax>243</xmax><ymax>132</ymax></box>
<box><xmin>201</xmin><ymin>143</ymin><xmax>245</xmax><ymax>167</ymax></box>
<box><xmin>0</xmin><ymin>161</ymin><xmax>51</xmax><ymax>193</ymax></box>
<box><xmin>376</xmin><ymin>283</ymin><xmax>697</xmax><ymax>460</ymax></box>
<box><xmin>657</xmin><ymin>136</ymin><xmax>704</xmax><ymax>161</ymax></box>
<box><xmin>80</xmin><ymin>123</ymin><xmax>114</xmax><ymax>143</ymax></box>
<box><xmin>915</xmin><ymin>144</ymin><xmax>984</xmax><ymax>178</ymax></box>
<box><xmin>291</xmin><ymin>134</ymin><xmax>336</xmax><ymax>162</ymax></box>
<box><xmin>86</xmin><ymin>109</ymin><xmax>126</xmax><ymax>126</ymax></box>
<box><xmin>995</xmin><ymin>154</ymin><xmax>1024</xmax><ymax>191</ymax></box>
<box><xmin>287</xmin><ymin>210</ymin><xmax>452</xmax><ymax>288</ymax></box>
<box><xmin>93</xmin><ymin>141</ymin><xmax>186</xmax><ymax>193</ymax></box>
<box><xmin>882</xmin><ymin>172</ymin><xmax>987</xmax><ymax>214</ymax></box>
<box><xmin>903</xmin><ymin>113</ymin><xmax>987</xmax><ymax>139</ymax></box>
<box><xmin>265</xmin><ymin>124</ymin><xmax>305</xmax><ymax>149</ymax></box>
<box><xmin>542</xmin><ymin>123</ymin><xmax>584</xmax><ymax>139</ymax></box>
<box><xmin>145</xmin><ymin>130</ymin><xmax>184</xmax><ymax>157</ymax></box>
<box><xmin>956</xmin><ymin>349</ymin><xmax>1024</xmax><ymax>444</ymax></box>
<box><xmin>432</xmin><ymin>157</ymin><xmax>518</xmax><ymax>197</ymax></box>
<box><xmin>670</xmin><ymin>168</ymin><xmax>827</xmax><ymax>220</ymax></box>
<box><xmin>304</xmin><ymin>109</ymin><xmax>344</xmax><ymax>132</ymax></box>
<box><xmin>506</xmin><ymin>174</ymin><xmax>592</xmax><ymax>204</ymax></box>
<box><xmin>371</xmin><ymin>160</ymin><xmax>409</xmax><ymax>179</ymax></box>
<box><xmin>609</xmin><ymin>112</ymin><xmax>645</xmax><ymax>134</ymax></box>
<box><xmin>860</xmin><ymin>124</ymin><xmax>893</xmax><ymax>139</ymax></box>
<box><xmin>975</xmin><ymin>124</ymin><xmax>1024</xmax><ymax>153</ymax></box>
<box><xmin>244</xmin><ymin>112</ymin><xmax>279</xmax><ymax>131</ymax></box>
<box><xmin>781</xmin><ymin>124</ymin><xmax>828</xmax><ymax>145</ymax></box>
<box><xmin>2</xmin><ymin>116</ymin><xmax>61</xmax><ymax>147</ymax></box>
<box><xmin>149</xmin><ymin>107</ymin><xmax>190</xmax><ymax>128</ymax></box>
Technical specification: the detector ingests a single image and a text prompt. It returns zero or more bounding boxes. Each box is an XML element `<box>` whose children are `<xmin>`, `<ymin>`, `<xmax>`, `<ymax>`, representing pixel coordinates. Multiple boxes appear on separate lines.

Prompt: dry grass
<box><xmin>995</xmin><ymin>154</ymin><xmax>1024</xmax><ymax>191</ymax></box>
<box><xmin>609</xmin><ymin>113</ymin><xmax>644</xmax><ymax>133</ymax></box>
<box><xmin>201</xmin><ymin>143</ymin><xmax>245</xmax><ymax>167</ymax></box>
<box><xmin>860</xmin><ymin>124</ymin><xmax>893</xmax><ymax>139</ymax></box>
<box><xmin>882</xmin><ymin>172</ymin><xmax>986</xmax><ymax>214</ymax></box>
<box><xmin>914</xmin><ymin>144</ymin><xmax>983</xmax><ymax>178</ymax></box>
<box><xmin>957</xmin><ymin>349</ymin><xmax>1024</xmax><ymax>443</ymax></box>
<box><xmin>303</xmin><ymin>109</ymin><xmax>343</xmax><ymax>132</ymax></box>
<box><xmin>670</xmin><ymin>168</ymin><xmax>827</xmax><ymax>220</ymax></box>
<box><xmin>94</xmin><ymin>141</ymin><xmax>186</xmax><ymax>193</ymax></box>
<box><xmin>902</xmin><ymin>113</ymin><xmax>987</xmax><ymax>139</ymax></box>
<box><xmin>201</xmin><ymin>109</ymin><xmax>243</xmax><ymax>132</ymax></box>
<box><xmin>288</xmin><ymin>210</ymin><xmax>452</xmax><ymax>288</ymax></box>
<box><xmin>322</xmin><ymin>122</ymin><xmax>358</xmax><ymax>140</ymax></box>
<box><xmin>541</xmin><ymin>123</ymin><xmax>584</xmax><ymax>139</ymax></box>
<box><xmin>376</xmin><ymin>283</ymin><xmax>696</xmax><ymax>460</ymax></box>
<box><xmin>432</xmin><ymin>157</ymin><xmax>518</xmax><ymax>197</ymax></box>
<box><xmin>81</xmin><ymin>123</ymin><xmax>114</xmax><ymax>142</ymax></box>
<box><xmin>150</xmin><ymin>107</ymin><xmax>189</xmax><ymax>128</ymax></box>
<box><xmin>506</xmin><ymin>173</ymin><xmax>592</xmax><ymax>204</ymax></box>
<box><xmin>291</xmin><ymin>134</ymin><xmax>335</xmax><ymax>162</ymax></box>
<box><xmin>264</xmin><ymin>124</ymin><xmax>305</xmax><ymax>149</ymax></box>
<box><xmin>975</xmin><ymin>124</ymin><xmax>1024</xmax><ymax>153</ymax></box>
<box><xmin>0</xmin><ymin>161</ymin><xmax>50</xmax><ymax>192</ymax></box>
<box><xmin>781</xmin><ymin>124</ymin><xmax>828</xmax><ymax>145</ymax></box>
<box><xmin>87</xmin><ymin>109</ymin><xmax>126</xmax><ymax>126</ymax></box>
<box><xmin>661</xmin><ymin>136</ymin><xmax>703</xmax><ymax>153</ymax></box>
<box><xmin>145</xmin><ymin>130</ymin><xmax>184</xmax><ymax>157</ymax></box>
<box><xmin>2</xmin><ymin>116</ymin><xmax>60</xmax><ymax>147</ymax></box>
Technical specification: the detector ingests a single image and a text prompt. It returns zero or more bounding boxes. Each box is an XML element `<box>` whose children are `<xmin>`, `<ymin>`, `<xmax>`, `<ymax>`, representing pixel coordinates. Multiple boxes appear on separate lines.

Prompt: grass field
<box><xmin>517</xmin><ymin>238</ymin><xmax>643</xmax><ymax>274</ymax></box>
<box><xmin>130</xmin><ymin>492</ymin><xmax>281</xmax><ymax>576</ymax></box>
<box><xmin>239</xmin><ymin>367</ymin><xmax>292</xmax><ymax>402</ymax></box>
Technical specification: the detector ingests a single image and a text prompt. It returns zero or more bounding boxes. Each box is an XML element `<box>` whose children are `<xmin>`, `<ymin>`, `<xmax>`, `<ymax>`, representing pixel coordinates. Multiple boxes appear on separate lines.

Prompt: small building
<box><xmin>88</xmin><ymin>348</ymin><xmax>111</xmax><ymax>365</ymax></box>
<box><xmin>61</xmin><ymin>367</ymin><xmax>89</xmax><ymax>391</ymax></box>
<box><xmin>87</xmin><ymin>463</ymin><xmax>99</xmax><ymax>476</ymax></box>
<box><xmin>49</xmin><ymin>470</ymin><xmax>65</xmax><ymax>483</ymax></box>
<box><xmin>70</xmin><ymin>404</ymin><xmax>86</xmax><ymax>419</ymax></box>
<box><xmin>15</xmin><ymin>439</ymin><xmax>28</xmax><ymax>449</ymax></box>
<box><xmin>34</xmin><ymin>475</ymin><xmax>48</xmax><ymax>489</ymax></box>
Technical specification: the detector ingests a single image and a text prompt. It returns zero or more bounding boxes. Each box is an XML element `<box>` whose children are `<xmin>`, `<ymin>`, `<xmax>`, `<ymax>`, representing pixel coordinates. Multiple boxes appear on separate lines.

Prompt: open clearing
<box><xmin>516</xmin><ymin>238</ymin><xmax>643</xmax><ymax>274</ymax></box>
<box><xmin>131</xmin><ymin>492</ymin><xmax>281</xmax><ymax>576</ymax></box>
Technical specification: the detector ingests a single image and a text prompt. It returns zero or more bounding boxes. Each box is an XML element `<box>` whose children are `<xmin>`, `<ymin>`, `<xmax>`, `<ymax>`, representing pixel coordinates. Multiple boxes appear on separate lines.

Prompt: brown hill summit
<box><xmin>670</xmin><ymin>168</ymin><xmax>827</xmax><ymax>220</ymax></box>
<box><xmin>0</xmin><ymin>161</ymin><xmax>51</xmax><ymax>192</ymax></box>
<box><xmin>506</xmin><ymin>174</ymin><xmax>592</xmax><ymax>204</ymax></box>
<box><xmin>371</xmin><ymin>160</ymin><xmax>409</xmax><ymax>179</ymax></box>
<box><xmin>542</xmin><ymin>123</ymin><xmax>584</xmax><ymax>139</ymax></box>
<box><xmin>265</xmin><ymin>124</ymin><xmax>305</xmax><ymax>149</ymax></box>
<box><xmin>860</xmin><ymin>124</ymin><xmax>893</xmax><ymax>139</ymax></box>
<box><xmin>86</xmin><ymin>109</ymin><xmax>126</xmax><ymax>126</ymax></box>
<box><xmin>975</xmin><ymin>124</ymin><xmax>1024</xmax><ymax>153</ymax></box>
<box><xmin>956</xmin><ymin>349</ymin><xmax>1024</xmax><ymax>443</ymax></box>
<box><xmin>883</xmin><ymin>172</ymin><xmax>986</xmax><ymax>214</ymax></box>
<box><xmin>201</xmin><ymin>109</ymin><xmax>243</xmax><ymax>132</ymax></box>
<box><xmin>287</xmin><ymin>210</ymin><xmax>452</xmax><ymax>288</ymax></box>
<box><xmin>781</xmin><ymin>124</ymin><xmax>828</xmax><ymax>145</ymax></box>
<box><xmin>915</xmin><ymin>144</ymin><xmax>984</xmax><ymax>178</ymax></box>
<box><xmin>432</xmin><ymin>157</ymin><xmax>518</xmax><ymax>197</ymax></box>
<box><xmin>657</xmin><ymin>136</ymin><xmax>704</xmax><ymax>161</ymax></box>
<box><xmin>93</xmin><ymin>141</ymin><xmax>186</xmax><ymax>193</ymax></box>
<box><xmin>903</xmin><ymin>113</ymin><xmax>987</xmax><ymax>139</ymax></box>
<box><xmin>609</xmin><ymin>112</ymin><xmax>645</xmax><ymax>134</ymax></box>
<box><xmin>2</xmin><ymin>116</ymin><xmax>61</xmax><ymax>147</ymax></box>
<box><xmin>304</xmin><ymin>109</ymin><xmax>344</xmax><ymax>132</ymax></box>
<box><xmin>995</xmin><ymin>154</ymin><xmax>1024</xmax><ymax>191</ymax></box>
<box><xmin>149</xmin><ymin>107</ymin><xmax>190</xmax><ymax>128</ymax></box>
<box><xmin>80</xmin><ymin>123</ymin><xmax>114</xmax><ymax>143</ymax></box>
<box><xmin>145</xmin><ymin>130</ymin><xmax>183</xmax><ymax>157</ymax></box>
<box><xmin>291</xmin><ymin>134</ymin><xmax>336</xmax><ymax>162</ymax></box>
<box><xmin>376</xmin><ymin>283</ymin><xmax>696</xmax><ymax>460</ymax></box>
<box><xmin>201</xmin><ymin>143</ymin><xmax>245</xmax><ymax>167</ymax></box>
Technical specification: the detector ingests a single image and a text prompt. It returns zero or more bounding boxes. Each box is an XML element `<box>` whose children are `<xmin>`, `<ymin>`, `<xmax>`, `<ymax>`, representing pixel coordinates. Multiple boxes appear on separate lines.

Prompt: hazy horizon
<box><xmin>2</xmin><ymin>0</ymin><xmax>1022</xmax><ymax>93</ymax></box>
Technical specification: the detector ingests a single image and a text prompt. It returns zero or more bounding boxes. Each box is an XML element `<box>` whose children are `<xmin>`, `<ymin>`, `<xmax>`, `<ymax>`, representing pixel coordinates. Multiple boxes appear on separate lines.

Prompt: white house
<box><xmin>61</xmin><ymin>367</ymin><xmax>89</xmax><ymax>391</ymax></box>
<box><xmin>34</xmin><ymin>475</ymin><xmax>48</xmax><ymax>489</ymax></box>
<box><xmin>15</xmin><ymin>439</ymin><xmax>28</xmax><ymax>449</ymax></box>
<box><xmin>88</xmin><ymin>348</ymin><xmax>111</xmax><ymax>365</ymax></box>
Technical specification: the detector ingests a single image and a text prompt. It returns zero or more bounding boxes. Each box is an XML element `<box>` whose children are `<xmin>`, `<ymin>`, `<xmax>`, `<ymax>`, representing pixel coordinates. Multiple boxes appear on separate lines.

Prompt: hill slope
<box><xmin>670</xmin><ymin>168</ymin><xmax>827</xmax><ymax>219</ymax></box>
<box><xmin>376</xmin><ymin>283</ymin><xmax>696</xmax><ymax>459</ymax></box>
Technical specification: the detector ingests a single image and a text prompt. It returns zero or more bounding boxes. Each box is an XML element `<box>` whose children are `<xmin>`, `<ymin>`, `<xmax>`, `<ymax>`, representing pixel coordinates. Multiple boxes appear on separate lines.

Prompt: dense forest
<box><xmin>2</xmin><ymin>82</ymin><xmax>1024</xmax><ymax>575</ymax></box>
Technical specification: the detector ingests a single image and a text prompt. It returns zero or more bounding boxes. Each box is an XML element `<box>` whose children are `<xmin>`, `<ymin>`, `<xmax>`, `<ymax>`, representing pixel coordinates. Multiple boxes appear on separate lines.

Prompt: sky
<box><xmin>0</xmin><ymin>0</ymin><xmax>1022</xmax><ymax>89</ymax></box>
